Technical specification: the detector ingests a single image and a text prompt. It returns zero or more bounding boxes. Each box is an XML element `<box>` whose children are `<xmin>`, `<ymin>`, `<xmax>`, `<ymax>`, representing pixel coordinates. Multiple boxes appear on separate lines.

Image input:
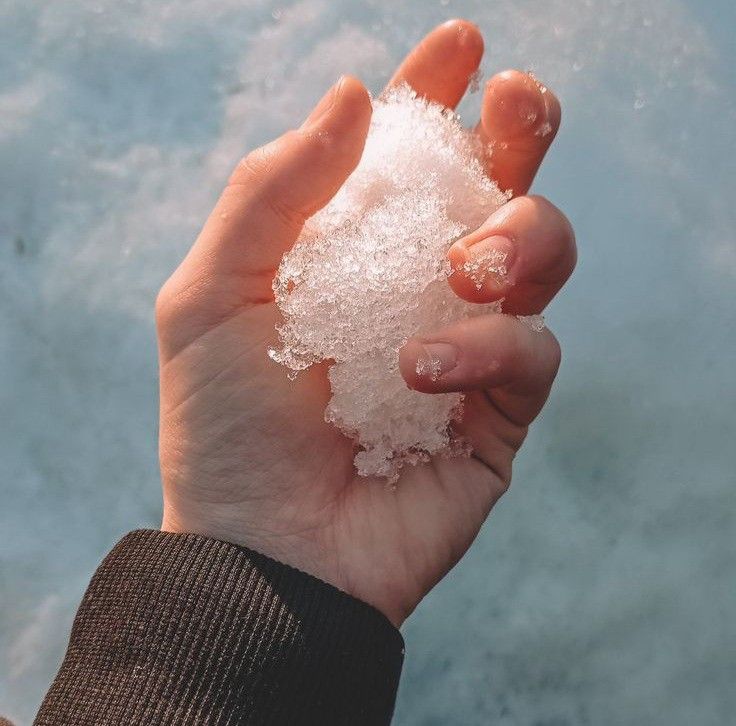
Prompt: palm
<box><xmin>160</xmin><ymin>298</ymin><xmax>520</xmax><ymax>625</ymax></box>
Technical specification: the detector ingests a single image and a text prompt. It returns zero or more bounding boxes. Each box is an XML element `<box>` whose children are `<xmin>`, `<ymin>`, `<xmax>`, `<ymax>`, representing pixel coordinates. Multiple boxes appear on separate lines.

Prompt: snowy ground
<box><xmin>1</xmin><ymin>1</ymin><xmax>735</xmax><ymax>723</ymax></box>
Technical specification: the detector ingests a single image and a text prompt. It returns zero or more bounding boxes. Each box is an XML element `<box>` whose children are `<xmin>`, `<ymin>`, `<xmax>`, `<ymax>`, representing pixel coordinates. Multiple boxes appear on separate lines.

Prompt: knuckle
<box><xmin>229</xmin><ymin>134</ymin><xmax>293</xmax><ymax>187</ymax></box>
<box><xmin>230</xmin><ymin>145</ymin><xmax>274</xmax><ymax>187</ymax></box>
<box><xmin>525</xmin><ymin>195</ymin><xmax>577</xmax><ymax>271</ymax></box>
<box><xmin>537</xmin><ymin>329</ymin><xmax>562</xmax><ymax>387</ymax></box>
<box><xmin>227</xmin><ymin>133</ymin><xmax>308</xmax><ymax>226</ymax></box>
<box><xmin>546</xmin><ymin>331</ymin><xmax>563</xmax><ymax>377</ymax></box>
<box><xmin>529</xmin><ymin>195</ymin><xmax>575</xmax><ymax>240</ymax></box>
<box><xmin>154</xmin><ymin>280</ymin><xmax>180</xmax><ymax>331</ymax></box>
<box><xmin>507</xmin><ymin>194</ymin><xmax>539</xmax><ymax>220</ymax></box>
<box><xmin>497</xmin><ymin>476</ymin><xmax>512</xmax><ymax>496</ymax></box>
<box><xmin>525</xmin><ymin>193</ymin><xmax>562</xmax><ymax>219</ymax></box>
<box><xmin>155</xmin><ymin>274</ymin><xmax>202</xmax><ymax>333</ymax></box>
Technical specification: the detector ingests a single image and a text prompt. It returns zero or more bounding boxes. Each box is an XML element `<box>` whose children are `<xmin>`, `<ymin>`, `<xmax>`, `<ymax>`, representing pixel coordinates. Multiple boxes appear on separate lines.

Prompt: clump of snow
<box><xmin>517</xmin><ymin>314</ymin><xmax>546</xmax><ymax>332</ymax></box>
<box><xmin>269</xmin><ymin>85</ymin><xmax>508</xmax><ymax>481</ymax></box>
<box><xmin>468</xmin><ymin>68</ymin><xmax>483</xmax><ymax>94</ymax></box>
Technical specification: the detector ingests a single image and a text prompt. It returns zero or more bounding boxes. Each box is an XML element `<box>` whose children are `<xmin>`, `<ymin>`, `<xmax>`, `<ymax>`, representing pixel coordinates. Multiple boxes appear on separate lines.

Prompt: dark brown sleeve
<box><xmin>34</xmin><ymin>529</ymin><xmax>404</xmax><ymax>725</ymax></box>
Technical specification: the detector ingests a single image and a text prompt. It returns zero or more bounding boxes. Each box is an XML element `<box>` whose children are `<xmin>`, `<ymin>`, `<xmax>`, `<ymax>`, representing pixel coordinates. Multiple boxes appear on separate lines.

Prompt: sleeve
<box><xmin>34</xmin><ymin>529</ymin><xmax>404</xmax><ymax>725</ymax></box>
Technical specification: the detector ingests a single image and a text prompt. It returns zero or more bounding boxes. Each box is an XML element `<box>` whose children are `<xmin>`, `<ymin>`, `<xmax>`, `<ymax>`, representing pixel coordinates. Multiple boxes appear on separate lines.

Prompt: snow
<box><xmin>270</xmin><ymin>86</ymin><xmax>506</xmax><ymax>480</ymax></box>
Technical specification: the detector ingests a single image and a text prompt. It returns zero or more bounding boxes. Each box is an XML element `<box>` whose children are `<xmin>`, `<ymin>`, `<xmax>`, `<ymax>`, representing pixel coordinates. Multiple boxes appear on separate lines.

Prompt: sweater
<box><xmin>34</xmin><ymin>529</ymin><xmax>404</xmax><ymax>725</ymax></box>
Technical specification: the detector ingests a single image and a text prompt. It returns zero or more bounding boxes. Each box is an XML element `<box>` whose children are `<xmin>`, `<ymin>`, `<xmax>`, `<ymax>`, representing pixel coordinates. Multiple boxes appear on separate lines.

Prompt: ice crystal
<box><xmin>458</xmin><ymin>247</ymin><xmax>508</xmax><ymax>290</ymax></box>
<box><xmin>270</xmin><ymin>85</ymin><xmax>507</xmax><ymax>480</ymax></box>
<box><xmin>517</xmin><ymin>314</ymin><xmax>546</xmax><ymax>332</ymax></box>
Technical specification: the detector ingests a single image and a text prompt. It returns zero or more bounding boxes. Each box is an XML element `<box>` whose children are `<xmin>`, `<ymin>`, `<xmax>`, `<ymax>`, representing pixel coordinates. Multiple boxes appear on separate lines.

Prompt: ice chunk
<box><xmin>468</xmin><ymin>68</ymin><xmax>483</xmax><ymax>94</ymax></box>
<box><xmin>269</xmin><ymin>85</ymin><xmax>508</xmax><ymax>481</ymax></box>
<box><xmin>517</xmin><ymin>314</ymin><xmax>546</xmax><ymax>332</ymax></box>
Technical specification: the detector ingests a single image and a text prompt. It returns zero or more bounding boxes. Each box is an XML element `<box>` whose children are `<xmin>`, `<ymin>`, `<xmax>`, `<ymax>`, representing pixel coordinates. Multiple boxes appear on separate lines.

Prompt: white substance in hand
<box><xmin>517</xmin><ymin>314</ymin><xmax>546</xmax><ymax>332</ymax></box>
<box><xmin>459</xmin><ymin>247</ymin><xmax>509</xmax><ymax>290</ymax></box>
<box><xmin>269</xmin><ymin>86</ymin><xmax>508</xmax><ymax>481</ymax></box>
<box><xmin>415</xmin><ymin>354</ymin><xmax>443</xmax><ymax>382</ymax></box>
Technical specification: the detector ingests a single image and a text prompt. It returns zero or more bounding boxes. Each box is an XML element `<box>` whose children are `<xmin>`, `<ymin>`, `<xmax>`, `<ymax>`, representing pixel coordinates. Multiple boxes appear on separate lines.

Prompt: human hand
<box><xmin>157</xmin><ymin>20</ymin><xmax>576</xmax><ymax>627</ymax></box>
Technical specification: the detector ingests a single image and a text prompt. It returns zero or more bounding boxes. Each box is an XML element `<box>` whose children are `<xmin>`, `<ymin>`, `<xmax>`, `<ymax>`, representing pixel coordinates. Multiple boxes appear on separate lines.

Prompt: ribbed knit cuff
<box><xmin>35</xmin><ymin>529</ymin><xmax>404</xmax><ymax>725</ymax></box>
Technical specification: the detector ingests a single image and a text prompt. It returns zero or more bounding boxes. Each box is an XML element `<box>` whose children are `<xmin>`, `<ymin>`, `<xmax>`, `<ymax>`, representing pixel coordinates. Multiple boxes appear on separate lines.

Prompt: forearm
<box><xmin>35</xmin><ymin>530</ymin><xmax>404</xmax><ymax>726</ymax></box>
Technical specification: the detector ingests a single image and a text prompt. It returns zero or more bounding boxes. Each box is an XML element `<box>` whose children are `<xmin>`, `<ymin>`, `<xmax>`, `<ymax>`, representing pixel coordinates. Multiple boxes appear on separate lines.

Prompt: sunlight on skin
<box><xmin>157</xmin><ymin>19</ymin><xmax>576</xmax><ymax>627</ymax></box>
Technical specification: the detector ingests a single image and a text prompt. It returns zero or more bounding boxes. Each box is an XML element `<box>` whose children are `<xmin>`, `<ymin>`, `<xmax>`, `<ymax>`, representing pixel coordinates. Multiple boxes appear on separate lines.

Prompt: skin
<box><xmin>157</xmin><ymin>20</ymin><xmax>577</xmax><ymax>628</ymax></box>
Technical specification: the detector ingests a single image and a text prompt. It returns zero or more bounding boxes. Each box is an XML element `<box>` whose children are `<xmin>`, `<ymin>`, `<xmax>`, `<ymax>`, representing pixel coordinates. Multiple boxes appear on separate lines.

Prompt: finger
<box><xmin>156</xmin><ymin>76</ymin><xmax>371</xmax><ymax>358</ymax></box>
<box><xmin>386</xmin><ymin>19</ymin><xmax>484</xmax><ymax>109</ymax></box>
<box><xmin>169</xmin><ymin>75</ymin><xmax>371</xmax><ymax>298</ymax></box>
<box><xmin>399</xmin><ymin>313</ymin><xmax>561</xmax><ymax>426</ymax></box>
<box><xmin>447</xmin><ymin>195</ymin><xmax>576</xmax><ymax>314</ymax></box>
<box><xmin>477</xmin><ymin>70</ymin><xmax>561</xmax><ymax>196</ymax></box>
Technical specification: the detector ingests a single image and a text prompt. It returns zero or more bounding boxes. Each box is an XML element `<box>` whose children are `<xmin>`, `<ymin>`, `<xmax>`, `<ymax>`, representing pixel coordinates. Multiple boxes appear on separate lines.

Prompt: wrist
<box><xmin>160</xmin><ymin>504</ymin><xmax>341</xmax><ymax>602</ymax></box>
<box><xmin>160</xmin><ymin>503</ymin><xmax>409</xmax><ymax>628</ymax></box>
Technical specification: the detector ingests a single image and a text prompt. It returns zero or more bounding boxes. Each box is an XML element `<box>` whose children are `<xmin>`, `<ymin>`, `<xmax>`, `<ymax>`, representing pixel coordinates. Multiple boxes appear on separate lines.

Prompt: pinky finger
<box><xmin>398</xmin><ymin>313</ymin><xmax>561</xmax><ymax>426</ymax></box>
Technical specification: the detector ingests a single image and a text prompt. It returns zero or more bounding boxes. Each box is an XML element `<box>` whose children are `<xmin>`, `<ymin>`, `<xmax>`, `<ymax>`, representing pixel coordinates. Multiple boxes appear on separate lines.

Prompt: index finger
<box><xmin>386</xmin><ymin>19</ymin><xmax>484</xmax><ymax>109</ymax></box>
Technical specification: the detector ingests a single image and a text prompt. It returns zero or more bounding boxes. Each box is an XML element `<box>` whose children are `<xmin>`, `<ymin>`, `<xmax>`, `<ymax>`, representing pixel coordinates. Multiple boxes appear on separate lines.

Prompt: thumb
<box><xmin>221</xmin><ymin>75</ymin><xmax>372</xmax><ymax>273</ymax></box>
<box><xmin>159</xmin><ymin>76</ymin><xmax>371</xmax><ymax>337</ymax></box>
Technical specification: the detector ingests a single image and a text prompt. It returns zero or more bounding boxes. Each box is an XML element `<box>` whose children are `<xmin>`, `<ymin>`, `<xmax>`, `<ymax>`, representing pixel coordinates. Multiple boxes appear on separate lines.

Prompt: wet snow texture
<box><xmin>2</xmin><ymin>1</ymin><xmax>736</xmax><ymax>724</ymax></box>
<box><xmin>270</xmin><ymin>86</ymin><xmax>507</xmax><ymax>481</ymax></box>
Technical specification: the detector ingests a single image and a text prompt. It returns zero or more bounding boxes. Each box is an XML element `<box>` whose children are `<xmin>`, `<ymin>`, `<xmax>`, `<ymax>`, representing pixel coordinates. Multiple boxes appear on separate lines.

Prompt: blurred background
<box><xmin>1</xmin><ymin>0</ymin><xmax>734</xmax><ymax>723</ymax></box>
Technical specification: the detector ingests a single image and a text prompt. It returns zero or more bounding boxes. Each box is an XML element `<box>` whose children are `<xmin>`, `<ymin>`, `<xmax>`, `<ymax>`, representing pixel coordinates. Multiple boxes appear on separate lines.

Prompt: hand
<box><xmin>157</xmin><ymin>20</ymin><xmax>576</xmax><ymax>628</ymax></box>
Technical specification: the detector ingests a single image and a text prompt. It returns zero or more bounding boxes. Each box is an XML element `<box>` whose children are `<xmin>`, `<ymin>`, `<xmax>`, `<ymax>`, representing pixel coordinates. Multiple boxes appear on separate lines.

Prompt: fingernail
<box><xmin>301</xmin><ymin>76</ymin><xmax>344</xmax><ymax>131</ymax></box>
<box><xmin>486</xmin><ymin>71</ymin><xmax>547</xmax><ymax>138</ymax></box>
<box><xmin>458</xmin><ymin>235</ymin><xmax>515</xmax><ymax>290</ymax></box>
<box><xmin>415</xmin><ymin>342</ymin><xmax>459</xmax><ymax>381</ymax></box>
<box><xmin>517</xmin><ymin>98</ymin><xmax>541</xmax><ymax>129</ymax></box>
<box><xmin>513</xmin><ymin>73</ymin><xmax>546</xmax><ymax>131</ymax></box>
